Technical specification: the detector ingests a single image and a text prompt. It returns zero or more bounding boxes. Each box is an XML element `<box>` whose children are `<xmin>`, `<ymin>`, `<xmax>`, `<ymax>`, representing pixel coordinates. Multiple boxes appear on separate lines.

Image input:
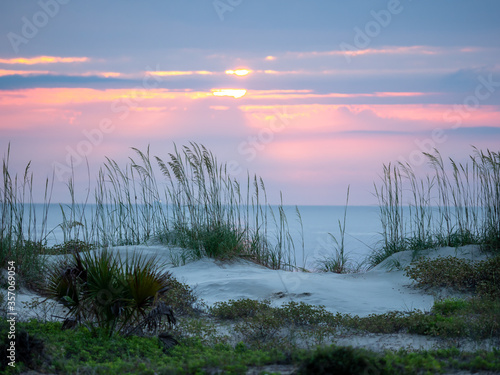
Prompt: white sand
<box><xmin>105</xmin><ymin>244</ymin><xmax>489</xmax><ymax>317</ymax></box>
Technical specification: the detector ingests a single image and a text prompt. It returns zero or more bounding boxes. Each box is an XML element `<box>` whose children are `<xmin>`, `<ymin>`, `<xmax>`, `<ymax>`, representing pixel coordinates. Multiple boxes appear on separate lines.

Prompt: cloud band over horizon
<box><xmin>1</xmin><ymin>1</ymin><xmax>499</xmax><ymax>205</ymax></box>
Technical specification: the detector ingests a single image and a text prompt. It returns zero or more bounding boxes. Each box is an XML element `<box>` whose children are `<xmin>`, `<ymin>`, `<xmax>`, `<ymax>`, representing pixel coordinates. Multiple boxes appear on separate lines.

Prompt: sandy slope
<box><xmin>105</xmin><ymin>244</ymin><xmax>488</xmax><ymax>317</ymax></box>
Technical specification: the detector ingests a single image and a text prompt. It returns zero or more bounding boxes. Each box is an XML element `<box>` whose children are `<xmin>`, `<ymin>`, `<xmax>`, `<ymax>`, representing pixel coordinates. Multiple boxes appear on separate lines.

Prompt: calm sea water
<box><xmin>279</xmin><ymin>205</ymin><xmax>381</xmax><ymax>268</ymax></box>
<box><xmin>17</xmin><ymin>204</ymin><xmax>383</xmax><ymax>268</ymax></box>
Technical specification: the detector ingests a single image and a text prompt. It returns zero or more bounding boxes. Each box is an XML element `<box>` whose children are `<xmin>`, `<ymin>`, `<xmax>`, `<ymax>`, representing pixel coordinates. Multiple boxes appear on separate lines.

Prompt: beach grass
<box><xmin>370</xmin><ymin>148</ymin><xmax>500</xmax><ymax>267</ymax></box>
<box><xmin>0</xmin><ymin>145</ymin><xmax>52</xmax><ymax>288</ymax></box>
<box><xmin>3</xmin><ymin>143</ymin><xmax>498</xmax><ymax>275</ymax></box>
<box><xmin>1</xmin><ymin>143</ymin><xmax>300</xmax><ymax>275</ymax></box>
<box><xmin>315</xmin><ymin>186</ymin><xmax>364</xmax><ymax>273</ymax></box>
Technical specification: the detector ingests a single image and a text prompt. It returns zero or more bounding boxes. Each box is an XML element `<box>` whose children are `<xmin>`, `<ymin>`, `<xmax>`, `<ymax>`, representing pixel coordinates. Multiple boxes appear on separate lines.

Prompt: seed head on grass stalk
<box><xmin>154</xmin><ymin>143</ymin><xmax>298</xmax><ymax>270</ymax></box>
<box><xmin>369</xmin><ymin>147</ymin><xmax>500</xmax><ymax>267</ymax></box>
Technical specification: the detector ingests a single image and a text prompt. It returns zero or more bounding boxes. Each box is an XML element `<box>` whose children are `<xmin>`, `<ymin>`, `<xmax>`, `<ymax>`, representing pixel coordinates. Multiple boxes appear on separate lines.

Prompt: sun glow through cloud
<box><xmin>225</xmin><ymin>69</ymin><xmax>251</xmax><ymax>76</ymax></box>
<box><xmin>211</xmin><ymin>89</ymin><xmax>247</xmax><ymax>98</ymax></box>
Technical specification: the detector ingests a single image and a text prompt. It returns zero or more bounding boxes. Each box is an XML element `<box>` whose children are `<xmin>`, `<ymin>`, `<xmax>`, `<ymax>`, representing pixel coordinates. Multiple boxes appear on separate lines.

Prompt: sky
<box><xmin>0</xmin><ymin>0</ymin><xmax>499</xmax><ymax>205</ymax></box>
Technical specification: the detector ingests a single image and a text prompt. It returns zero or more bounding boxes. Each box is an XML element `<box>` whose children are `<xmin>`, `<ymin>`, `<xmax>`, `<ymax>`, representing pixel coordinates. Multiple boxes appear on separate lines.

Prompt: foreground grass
<box><xmin>1</xmin><ymin>319</ymin><xmax>499</xmax><ymax>374</ymax></box>
<box><xmin>0</xmin><ymin>319</ymin><xmax>286</xmax><ymax>374</ymax></box>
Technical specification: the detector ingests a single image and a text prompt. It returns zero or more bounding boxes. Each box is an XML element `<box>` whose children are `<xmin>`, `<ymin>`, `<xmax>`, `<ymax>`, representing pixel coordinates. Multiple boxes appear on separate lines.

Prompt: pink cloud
<box><xmin>0</xmin><ymin>56</ymin><xmax>89</xmax><ymax>65</ymax></box>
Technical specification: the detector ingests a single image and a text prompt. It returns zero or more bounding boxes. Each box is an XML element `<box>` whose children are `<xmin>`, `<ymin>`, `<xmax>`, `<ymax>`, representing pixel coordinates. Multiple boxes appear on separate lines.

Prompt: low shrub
<box><xmin>345</xmin><ymin>311</ymin><xmax>409</xmax><ymax>334</ymax></box>
<box><xmin>234</xmin><ymin>310</ymin><xmax>285</xmax><ymax>349</ymax></box>
<box><xmin>0</xmin><ymin>238</ymin><xmax>47</xmax><ymax>290</ymax></box>
<box><xmin>432</xmin><ymin>297</ymin><xmax>469</xmax><ymax>316</ymax></box>
<box><xmin>405</xmin><ymin>256</ymin><xmax>477</xmax><ymax>291</ymax></box>
<box><xmin>297</xmin><ymin>345</ymin><xmax>389</xmax><ymax>375</ymax></box>
<box><xmin>196</xmin><ymin>223</ymin><xmax>246</xmax><ymax>259</ymax></box>
<box><xmin>211</xmin><ymin>298</ymin><xmax>272</xmax><ymax>320</ymax></box>
<box><xmin>407</xmin><ymin>297</ymin><xmax>500</xmax><ymax>339</ymax></box>
<box><xmin>475</xmin><ymin>255</ymin><xmax>500</xmax><ymax>298</ymax></box>
<box><xmin>405</xmin><ymin>255</ymin><xmax>500</xmax><ymax>299</ymax></box>
<box><xmin>0</xmin><ymin>320</ymin><xmax>47</xmax><ymax>372</ymax></box>
<box><xmin>161</xmin><ymin>276</ymin><xmax>199</xmax><ymax>316</ymax></box>
<box><xmin>278</xmin><ymin>301</ymin><xmax>336</xmax><ymax>326</ymax></box>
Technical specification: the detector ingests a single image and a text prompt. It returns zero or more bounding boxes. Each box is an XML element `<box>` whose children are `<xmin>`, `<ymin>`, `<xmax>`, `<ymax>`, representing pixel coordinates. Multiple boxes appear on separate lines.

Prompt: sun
<box><xmin>225</xmin><ymin>69</ymin><xmax>251</xmax><ymax>76</ymax></box>
<box><xmin>211</xmin><ymin>89</ymin><xmax>247</xmax><ymax>99</ymax></box>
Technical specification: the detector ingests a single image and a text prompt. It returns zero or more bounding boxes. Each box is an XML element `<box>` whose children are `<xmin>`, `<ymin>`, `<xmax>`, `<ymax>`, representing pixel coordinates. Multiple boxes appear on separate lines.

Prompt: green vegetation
<box><xmin>1</xmin><ymin>252</ymin><xmax>500</xmax><ymax>372</ymax></box>
<box><xmin>1</xmin><ymin>313</ymin><xmax>500</xmax><ymax>374</ymax></box>
<box><xmin>297</xmin><ymin>345</ymin><xmax>390</xmax><ymax>374</ymax></box>
<box><xmin>405</xmin><ymin>255</ymin><xmax>500</xmax><ymax>298</ymax></box>
<box><xmin>89</xmin><ymin>143</ymin><xmax>300</xmax><ymax>270</ymax></box>
<box><xmin>154</xmin><ymin>143</ymin><xmax>298</xmax><ymax>269</ymax></box>
<box><xmin>0</xmin><ymin>319</ymin><xmax>287</xmax><ymax>374</ymax></box>
<box><xmin>209</xmin><ymin>294</ymin><xmax>500</xmax><ymax>343</ymax></box>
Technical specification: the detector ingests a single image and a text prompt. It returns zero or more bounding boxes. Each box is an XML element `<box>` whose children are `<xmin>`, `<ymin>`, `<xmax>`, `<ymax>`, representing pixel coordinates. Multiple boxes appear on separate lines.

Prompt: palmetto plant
<box><xmin>45</xmin><ymin>249</ymin><xmax>175</xmax><ymax>337</ymax></box>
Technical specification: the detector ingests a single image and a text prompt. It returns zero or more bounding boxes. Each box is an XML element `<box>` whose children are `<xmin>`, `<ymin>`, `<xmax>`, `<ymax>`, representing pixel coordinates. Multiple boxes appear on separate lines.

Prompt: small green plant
<box><xmin>211</xmin><ymin>298</ymin><xmax>272</xmax><ymax>320</ymax></box>
<box><xmin>432</xmin><ymin>298</ymin><xmax>469</xmax><ymax>316</ymax></box>
<box><xmin>278</xmin><ymin>301</ymin><xmax>335</xmax><ymax>326</ymax></box>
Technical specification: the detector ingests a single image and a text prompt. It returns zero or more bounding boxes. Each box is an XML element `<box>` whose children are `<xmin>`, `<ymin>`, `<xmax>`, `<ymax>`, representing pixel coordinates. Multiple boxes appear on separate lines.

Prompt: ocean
<box><xmin>12</xmin><ymin>203</ymin><xmax>381</xmax><ymax>269</ymax></box>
